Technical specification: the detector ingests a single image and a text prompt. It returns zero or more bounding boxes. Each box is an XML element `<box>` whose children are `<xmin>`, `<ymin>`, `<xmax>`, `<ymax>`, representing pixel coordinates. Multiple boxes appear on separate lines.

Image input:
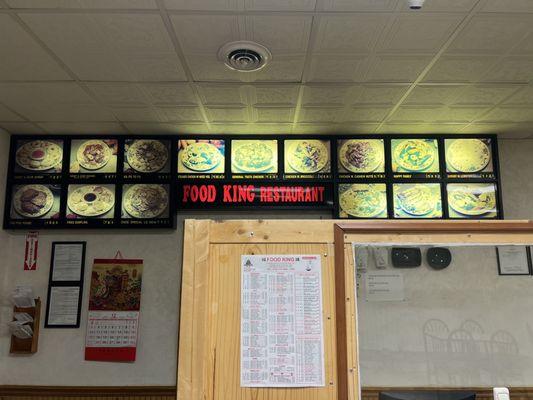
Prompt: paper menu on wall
<box><xmin>240</xmin><ymin>255</ymin><xmax>325</xmax><ymax>388</ymax></box>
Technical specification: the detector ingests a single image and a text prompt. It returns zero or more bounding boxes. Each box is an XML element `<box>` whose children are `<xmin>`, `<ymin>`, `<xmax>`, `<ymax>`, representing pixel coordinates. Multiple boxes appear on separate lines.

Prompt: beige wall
<box><xmin>0</xmin><ymin>135</ymin><xmax>531</xmax><ymax>387</ymax></box>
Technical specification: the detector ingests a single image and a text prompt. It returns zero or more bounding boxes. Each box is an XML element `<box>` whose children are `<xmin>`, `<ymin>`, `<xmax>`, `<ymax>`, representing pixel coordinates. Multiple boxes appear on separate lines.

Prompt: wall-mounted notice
<box><xmin>497</xmin><ymin>246</ymin><xmax>531</xmax><ymax>275</ymax></box>
<box><xmin>85</xmin><ymin>258</ymin><xmax>143</xmax><ymax>362</ymax></box>
<box><xmin>240</xmin><ymin>254</ymin><xmax>325</xmax><ymax>388</ymax></box>
<box><xmin>45</xmin><ymin>242</ymin><xmax>86</xmax><ymax>328</ymax></box>
<box><xmin>365</xmin><ymin>271</ymin><xmax>405</xmax><ymax>302</ymax></box>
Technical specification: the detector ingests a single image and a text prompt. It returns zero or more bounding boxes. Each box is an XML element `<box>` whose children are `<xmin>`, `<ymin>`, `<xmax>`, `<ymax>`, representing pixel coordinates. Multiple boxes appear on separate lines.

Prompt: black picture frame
<box><xmin>496</xmin><ymin>245</ymin><xmax>532</xmax><ymax>276</ymax></box>
<box><xmin>3</xmin><ymin>133</ymin><xmax>503</xmax><ymax>229</ymax></box>
<box><xmin>44</xmin><ymin>241</ymin><xmax>86</xmax><ymax>328</ymax></box>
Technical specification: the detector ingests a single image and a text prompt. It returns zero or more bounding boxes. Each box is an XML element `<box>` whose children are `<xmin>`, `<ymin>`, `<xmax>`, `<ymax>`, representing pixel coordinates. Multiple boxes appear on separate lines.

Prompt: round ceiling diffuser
<box><xmin>217</xmin><ymin>41</ymin><xmax>272</xmax><ymax>72</ymax></box>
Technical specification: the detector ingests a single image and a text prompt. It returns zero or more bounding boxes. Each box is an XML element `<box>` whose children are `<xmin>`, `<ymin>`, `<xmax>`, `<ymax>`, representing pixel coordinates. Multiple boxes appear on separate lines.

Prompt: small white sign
<box><xmin>365</xmin><ymin>271</ymin><xmax>405</xmax><ymax>302</ymax></box>
<box><xmin>497</xmin><ymin>246</ymin><xmax>530</xmax><ymax>275</ymax></box>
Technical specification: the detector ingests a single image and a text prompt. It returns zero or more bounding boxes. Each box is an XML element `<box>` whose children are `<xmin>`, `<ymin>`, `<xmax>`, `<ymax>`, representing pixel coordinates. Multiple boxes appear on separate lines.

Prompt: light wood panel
<box><xmin>177</xmin><ymin>219</ymin><xmax>356</xmax><ymax>400</ymax></box>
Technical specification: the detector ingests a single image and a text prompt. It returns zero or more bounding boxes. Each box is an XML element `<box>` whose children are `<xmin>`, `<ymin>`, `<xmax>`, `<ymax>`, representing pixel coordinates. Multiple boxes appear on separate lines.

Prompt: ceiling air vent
<box><xmin>218</xmin><ymin>41</ymin><xmax>272</xmax><ymax>72</ymax></box>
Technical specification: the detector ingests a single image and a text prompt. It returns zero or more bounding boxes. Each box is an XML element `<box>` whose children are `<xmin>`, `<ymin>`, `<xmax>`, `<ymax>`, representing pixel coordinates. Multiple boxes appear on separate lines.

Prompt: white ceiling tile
<box><xmin>504</xmin><ymin>86</ymin><xmax>533</xmax><ymax>105</ymax></box>
<box><xmin>0</xmin><ymin>104</ymin><xmax>24</xmax><ymax>122</ymax></box>
<box><xmin>378</xmin><ymin>14</ymin><xmax>462</xmax><ymax>53</ymax></box>
<box><xmin>7</xmin><ymin>0</ymin><xmax>157</xmax><ymax>8</ymax></box>
<box><xmin>291</xmin><ymin>123</ymin><xmax>337</xmax><ymax>134</ymax></box>
<box><xmin>142</xmin><ymin>83</ymin><xmax>197</xmax><ymax>105</ymax></box>
<box><xmin>342</xmin><ymin>107</ymin><xmax>390</xmax><ymax>123</ymax></box>
<box><xmin>186</xmin><ymin>54</ymin><xmax>243</xmax><ymax>81</ymax></box>
<box><xmin>453</xmin><ymin>85</ymin><xmax>522</xmax><ymax>105</ymax></box>
<box><xmin>423</xmin><ymin>55</ymin><xmax>500</xmax><ymax>83</ymax></box>
<box><xmin>448</xmin><ymin>15</ymin><xmax>533</xmax><ymax>55</ymax></box>
<box><xmin>356</xmin><ymin>85</ymin><xmax>409</xmax><ymax>105</ymax></box>
<box><xmin>37</xmin><ymin>122</ymin><xmax>127</xmax><ymax>134</ymax></box>
<box><xmin>0</xmin><ymin>122</ymin><xmax>45</xmax><ymax>134</ymax></box>
<box><xmin>254</xmin><ymin>56</ymin><xmax>306</xmax><ymax>82</ymax></box>
<box><xmin>86</xmin><ymin>83</ymin><xmax>147</xmax><ymax>105</ymax></box>
<box><xmin>0</xmin><ymin>83</ymin><xmax>117</xmax><ymax>122</ymax></box>
<box><xmin>208</xmin><ymin>123</ymin><xmax>291</xmax><ymax>134</ymax></box>
<box><xmin>404</xmin><ymin>86</ymin><xmax>462</xmax><ymax>105</ymax></box>
<box><xmin>435</xmin><ymin>106</ymin><xmax>488</xmax><ymax>122</ymax></box>
<box><xmin>481</xmin><ymin>0</ymin><xmax>533</xmax><ymax>13</ymax></box>
<box><xmin>206</xmin><ymin>107</ymin><xmax>249</xmax><ymax>122</ymax></box>
<box><xmin>125</xmin><ymin>122</ymin><xmax>209</xmax><ymax>134</ymax></box>
<box><xmin>388</xmin><ymin>106</ymin><xmax>445</xmax><ymax>122</ymax></box>
<box><xmin>244</xmin><ymin>124</ymin><xmax>293</xmax><ymax>134</ymax></box>
<box><xmin>0</xmin><ymin>14</ymin><xmax>71</xmax><ymax>81</ymax></box>
<box><xmin>164</xmin><ymin>0</ymin><xmax>240</xmax><ymax>10</ymax></box>
<box><xmin>512</xmin><ymin>32</ymin><xmax>533</xmax><ymax>56</ymax></box>
<box><xmin>397</xmin><ymin>0</ymin><xmax>477</xmax><ymax>12</ymax></box>
<box><xmin>460</xmin><ymin>123</ymin><xmax>524</xmax><ymax>134</ymax></box>
<box><xmin>377</xmin><ymin>123</ymin><xmax>466</xmax><ymax>134</ymax></box>
<box><xmin>251</xmin><ymin>85</ymin><xmax>300</xmax><ymax>106</ymax></box>
<box><xmin>478</xmin><ymin>107</ymin><xmax>533</xmax><ymax>123</ymax></box>
<box><xmin>111</xmin><ymin>106</ymin><xmax>162</xmax><ymax>122</ymax></box>
<box><xmin>481</xmin><ymin>57</ymin><xmax>533</xmax><ymax>83</ymax></box>
<box><xmin>248</xmin><ymin>15</ymin><xmax>312</xmax><ymax>54</ymax></box>
<box><xmin>318</xmin><ymin>0</ymin><xmax>397</xmax><ymax>12</ymax></box>
<box><xmin>21</xmin><ymin>13</ymin><xmax>187</xmax><ymax>81</ymax></box>
<box><xmin>245</xmin><ymin>0</ymin><xmax>316</xmax><ymax>11</ymax></box>
<box><xmin>302</xmin><ymin>85</ymin><xmax>353</xmax><ymax>106</ymax></box>
<box><xmin>171</xmin><ymin>15</ymin><xmax>239</xmax><ymax>54</ymax></box>
<box><xmin>254</xmin><ymin>107</ymin><xmax>295</xmax><ymax>123</ymax></box>
<box><xmin>307</xmin><ymin>55</ymin><xmax>369</xmax><ymax>82</ymax></box>
<box><xmin>366</xmin><ymin>55</ymin><xmax>432</xmax><ymax>82</ymax></box>
<box><xmin>314</xmin><ymin>15</ymin><xmax>389</xmax><ymax>54</ymax></box>
<box><xmin>157</xmin><ymin>106</ymin><xmax>205</xmax><ymax>122</ymax></box>
<box><xmin>334</xmin><ymin>123</ymin><xmax>379</xmax><ymax>134</ymax></box>
<box><xmin>299</xmin><ymin>107</ymin><xmax>343</xmax><ymax>123</ymax></box>
<box><xmin>197</xmin><ymin>84</ymin><xmax>248</xmax><ymax>106</ymax></box>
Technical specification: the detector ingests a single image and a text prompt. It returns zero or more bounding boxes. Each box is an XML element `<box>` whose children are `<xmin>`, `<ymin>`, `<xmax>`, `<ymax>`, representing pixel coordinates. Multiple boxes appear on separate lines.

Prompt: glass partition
<box><xmin>354</xmin><ymin>244</ymin><xmax>533</xmax><ymax>387</ymax></box>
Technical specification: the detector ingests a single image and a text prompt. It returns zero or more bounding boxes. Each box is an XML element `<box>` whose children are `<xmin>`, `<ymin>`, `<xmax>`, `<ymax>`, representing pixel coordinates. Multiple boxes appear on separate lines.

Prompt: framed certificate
<box><xmin>45</xmin><ymin>242</ymin><xmax>86</xmax><ymax>328</ymax></box>
<box><xmin>496</xmin><ymin>246</ymin><xmax>531</xmax><ymax>276</ymax></box>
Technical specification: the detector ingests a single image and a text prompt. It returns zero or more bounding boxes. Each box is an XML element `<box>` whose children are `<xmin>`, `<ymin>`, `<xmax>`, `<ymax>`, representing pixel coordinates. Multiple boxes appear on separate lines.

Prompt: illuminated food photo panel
<box><xmin>70</xmin><ymin>139</ymin><xmax>118</xmax><ymax>174</ymax></box>
<box><xmin>338</xmin><ymin>183</ymin><xmax>388</xmax><ymax>219</ymax></box>
<box><xmin>284</xmin><ymin>139</ymin><xmax>331</xmax><ymax>178</ymax></box>
<box><xmin>178</xmin><ymin>139</ymin><xmax>225</xmax><ymax>177</ymax></box>
<box><xmin>447</xmin><ymin>183</ymin><xmax>498</xmax><ymax>219</ymax></box>
<box><xmin>124</xmin><ymin>139</ymin><xmax>171</xmax><ymax>174</ymax></box>
<box><xmin>14</xmin><ymin>139</ymin><xmax>64</xmax><ymax>174</ymax></box>
<box><xmin>393</xmin><ymin>183</ymin><xmax>442</xmax><ymax>219</ymax></box>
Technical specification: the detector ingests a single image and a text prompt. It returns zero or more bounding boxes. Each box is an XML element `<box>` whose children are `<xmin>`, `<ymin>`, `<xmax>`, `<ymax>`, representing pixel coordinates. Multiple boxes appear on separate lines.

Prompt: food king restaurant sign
<box><xmin>179</xmin><ymin>183</ymin><xmax>332</xmax><ymax>209</ymax></box>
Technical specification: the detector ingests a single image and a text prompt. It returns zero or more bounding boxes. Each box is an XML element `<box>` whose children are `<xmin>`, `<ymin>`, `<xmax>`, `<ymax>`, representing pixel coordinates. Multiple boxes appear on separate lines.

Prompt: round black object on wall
<box><xmin>426</xmin><ymin>247</ymin><xmax>452</xmax><ymax>270</ymax></box>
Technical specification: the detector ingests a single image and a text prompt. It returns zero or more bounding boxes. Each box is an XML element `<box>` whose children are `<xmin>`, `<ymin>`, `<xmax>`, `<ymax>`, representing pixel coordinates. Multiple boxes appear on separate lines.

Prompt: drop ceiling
<box><xmin>0</xmin><ymin>0</ymin><xmax>533</xmax><ymax>137</ymax></box>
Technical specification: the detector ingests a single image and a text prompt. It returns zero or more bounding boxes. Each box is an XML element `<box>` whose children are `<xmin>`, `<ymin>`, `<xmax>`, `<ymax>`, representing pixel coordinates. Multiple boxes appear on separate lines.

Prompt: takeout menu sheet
<box><xmin>241</xmin><ymin>255</ymin><xmax>325</xmax><ymax>388</ymax></box>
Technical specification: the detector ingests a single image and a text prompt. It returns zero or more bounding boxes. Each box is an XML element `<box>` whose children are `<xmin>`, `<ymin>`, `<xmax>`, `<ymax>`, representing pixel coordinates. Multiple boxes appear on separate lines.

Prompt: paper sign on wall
<box><xmin>240</xmin><ymin>255</ymin><xmax>325</xmax><ymax>388</ymax></box>
<box><xmin>24</xmin><ymin>231</ymin><xmax>39</xmax><ymax>271</ymax></box>
<box><xmin>364</xmin><ymin>271</ymin><xmax>405</xmax><ymax>302</ymax></box>
<box><xmin>85</xmin><ymin>258</ymin><xmax>143</xmax><ymax>362</ymax></box>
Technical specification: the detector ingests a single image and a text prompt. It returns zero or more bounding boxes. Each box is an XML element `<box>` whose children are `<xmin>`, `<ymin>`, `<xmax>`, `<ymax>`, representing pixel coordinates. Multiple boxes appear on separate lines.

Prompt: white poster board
<box><xmin>240</xmin><ymin>255</ymin><xmax>325</xmax><ymax>388</ymax></box>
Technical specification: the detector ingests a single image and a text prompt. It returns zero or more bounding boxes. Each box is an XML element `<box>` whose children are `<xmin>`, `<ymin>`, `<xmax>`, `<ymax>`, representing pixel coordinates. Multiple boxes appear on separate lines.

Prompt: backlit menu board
<box><xmin>3</xmin><ymin>134</ymin><xmax>502</xmax><ymax>229</ymax></box>
<box><xmin>5</xmin><ymin>136</ymin><xmax>174</xmax><ymax>229</ymax></box>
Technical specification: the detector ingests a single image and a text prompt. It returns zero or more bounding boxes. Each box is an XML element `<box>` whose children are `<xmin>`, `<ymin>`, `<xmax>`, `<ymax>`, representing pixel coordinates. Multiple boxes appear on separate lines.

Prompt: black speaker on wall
<box><xmin>426</xmin><ymin>247</ymin><xmax>452</xmax><ymax>270</ymax></box>
<box><xmin>391</xmin><ymin>247</ymin><xmax>421</xmax><ymax>268</ymax></box>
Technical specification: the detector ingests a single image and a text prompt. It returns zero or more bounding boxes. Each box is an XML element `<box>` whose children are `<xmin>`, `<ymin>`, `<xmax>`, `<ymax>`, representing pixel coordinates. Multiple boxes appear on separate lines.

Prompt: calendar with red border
<box><xmin>85</xmin><ymin>258</ymin><xmax>143</xmax><ymax>362</ymax></box>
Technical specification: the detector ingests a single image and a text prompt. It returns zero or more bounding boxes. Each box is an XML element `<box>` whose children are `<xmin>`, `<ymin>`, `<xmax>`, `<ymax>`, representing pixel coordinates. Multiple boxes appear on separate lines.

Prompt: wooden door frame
<box><xmin>333</xmin><ymin>220</ymin><xmax>533</xmax><ymax>400</ymax></box>
<box><xmin>178</xmin><ymin>219</ymin><xmax>533</xmax><ymax>400</ymax></box>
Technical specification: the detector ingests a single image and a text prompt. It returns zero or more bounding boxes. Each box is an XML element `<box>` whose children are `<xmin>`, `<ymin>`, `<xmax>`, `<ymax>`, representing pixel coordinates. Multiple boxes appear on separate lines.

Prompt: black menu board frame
<box><xmin>3</xmin><ymin>133</ymin><xmax>503</xmax><ymax>229</ymax></box>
